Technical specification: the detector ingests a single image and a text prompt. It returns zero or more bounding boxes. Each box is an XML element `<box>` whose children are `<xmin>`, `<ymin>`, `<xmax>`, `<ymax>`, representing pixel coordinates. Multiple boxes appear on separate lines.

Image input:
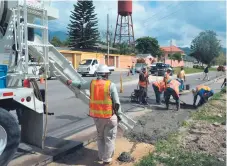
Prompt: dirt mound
<box><xmin>182</xmin><ymin>121</ymin><xmax>226</xmax><ymax>160</ymax></box>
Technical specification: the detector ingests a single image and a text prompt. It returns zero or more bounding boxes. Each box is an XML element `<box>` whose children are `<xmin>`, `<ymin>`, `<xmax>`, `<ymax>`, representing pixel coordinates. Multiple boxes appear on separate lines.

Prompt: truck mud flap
<box><xmin>39</xmin><ymin>89</ymin><xmax>54</xmax><ymax>115</ymax></box>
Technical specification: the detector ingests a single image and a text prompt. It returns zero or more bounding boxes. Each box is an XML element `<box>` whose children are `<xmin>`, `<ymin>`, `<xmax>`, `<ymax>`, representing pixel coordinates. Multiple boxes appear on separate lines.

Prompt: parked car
<box><xmin>150</xmin><ymin>63</ymin><xmax>157</xmax><ymax>74</ymax></box>
<box><xmin>77</xmin><ymin>59</ymin><xmax>114</xmax><ymax>77</ymax></box>
<box><xmin>217</xmin><ymin>65</ymin><xmax>226</xmax><ymax>72</ymax></box>
<box><xmin>108</xmin><ymin>66</ymin><xmax>115</xmax><ymax>71</ymax></box>
<box><xmin>154</xmin><ymin>63</ymin><xmax>174</xmax><ymax>76</ymax></box>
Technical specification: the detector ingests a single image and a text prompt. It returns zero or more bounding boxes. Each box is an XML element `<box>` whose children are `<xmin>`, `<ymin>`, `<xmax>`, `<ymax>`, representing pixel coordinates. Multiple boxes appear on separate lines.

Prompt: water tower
<box><xmin>113</xmin><ymin>0</ymin><xmax>135</xmax><ymax>46</ymax></box>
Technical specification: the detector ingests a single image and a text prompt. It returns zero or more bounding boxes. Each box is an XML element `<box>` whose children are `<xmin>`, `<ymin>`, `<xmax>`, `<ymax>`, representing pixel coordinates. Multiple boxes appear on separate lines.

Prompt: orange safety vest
<box><xmin>166</xmin><ymin>79</ymin><xmax>181</xmax><ymax>96</ymax></box>
<box><xmin>153</xmin><ymin>80</ymin><xmax>165</xmax><ymax>92</ymax></box>
<box><xmin>89</xmin><ymin>79</ymin><xmax>113</xmax><ymax>119</ymax></box>
<box><xmin>196</xmin><ymin>85</ymin><xmax>211</xmax><ymax>92</ymax></box>
<box><xmin>139</xmin><ymin>73</ymin><xmax>148</xmax><ymax>87</ymax></box>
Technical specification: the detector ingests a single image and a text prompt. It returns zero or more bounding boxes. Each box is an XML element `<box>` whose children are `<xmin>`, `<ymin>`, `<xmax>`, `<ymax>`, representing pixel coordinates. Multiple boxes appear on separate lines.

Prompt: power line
<box><xmin>144</xmin><ymin>2</ymin><xmax>195</xmax><ymax>29</ymax></box>
<box><xmin>142</xmin><ymin>2</ymin><xmax>180</xmax><ymax>24</ymax></box>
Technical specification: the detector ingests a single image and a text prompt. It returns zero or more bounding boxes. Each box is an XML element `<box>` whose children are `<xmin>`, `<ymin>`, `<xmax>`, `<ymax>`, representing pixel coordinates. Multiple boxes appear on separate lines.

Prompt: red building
<box><xmin>160</xmin><ymin>46</ymin><xmax>185</xmax><ymax>67</ymax></box>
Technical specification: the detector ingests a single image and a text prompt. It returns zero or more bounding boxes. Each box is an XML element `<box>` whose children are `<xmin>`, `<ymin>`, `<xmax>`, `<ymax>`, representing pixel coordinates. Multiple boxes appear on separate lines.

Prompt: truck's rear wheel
<box><xmin>0</xmin><ymin>108</ymin><xmax>20</xmax><ymax>166</ymax></box>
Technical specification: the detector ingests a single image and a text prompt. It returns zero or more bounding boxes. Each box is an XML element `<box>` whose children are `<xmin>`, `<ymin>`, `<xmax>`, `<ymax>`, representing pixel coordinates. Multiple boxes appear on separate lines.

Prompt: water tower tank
<box><xmin>118</xmin><ymin>0</ymin><xmax>132</xmax><ymax>16</ymax></box>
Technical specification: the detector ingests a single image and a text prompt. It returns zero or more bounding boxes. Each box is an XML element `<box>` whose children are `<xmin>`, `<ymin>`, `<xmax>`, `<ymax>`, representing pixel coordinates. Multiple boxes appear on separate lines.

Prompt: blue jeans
<box><xmin>180</xmin><ymin>79</ymin><xmax>184</xmax><ymax>91</ymax></box>
<box><xmin>153</xmin><ymin>84</ymin><xmax>161</xmax><ymax>103</ymax></box>
<box><xmin>132</xmin><ymin>68</ymin><xmax>135</xmax><ymax>75</ymax></box>
<box><xmin>176</xmin><ymin>78</ymin><xmax>184</xmax><ymax>91</ymax></box>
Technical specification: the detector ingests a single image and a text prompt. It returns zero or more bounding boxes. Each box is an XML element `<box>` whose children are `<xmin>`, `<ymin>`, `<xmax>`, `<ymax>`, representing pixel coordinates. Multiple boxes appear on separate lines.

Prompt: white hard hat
<box><xmin>96</xmin><ymin>64</ymin><xmax>110</xmax><ymax>74</ymax></box>
<box><xmin>167</xmin><ymin>68</ymin><xmax>172</xmax><ymax>71</ymax></box>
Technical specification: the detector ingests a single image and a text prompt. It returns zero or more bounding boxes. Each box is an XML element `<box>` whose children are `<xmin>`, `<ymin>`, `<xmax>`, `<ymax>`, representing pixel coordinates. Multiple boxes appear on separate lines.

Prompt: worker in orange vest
<box><xmin>138</xmin><ymin>67</ymin><xmax>149</xmax><ymax>105</ymax></box>
<box><xmin>67</xmin><ymin>64</ymin><xmax>122</xmax><ymax>165</ymax></box>
<box><xmin>164</xmin><ymin>79</ymin><xmax>181</xmax><ymax>111</ymax></box>
<box><xmin>152</xmin><ymin>80</ymin><xmax>165</xmax><ymax>104</ymax></box>
<box><xmin>192</xmin><ymin>85</ymin><xmax>214</xmax><ymax>107</ymax></box>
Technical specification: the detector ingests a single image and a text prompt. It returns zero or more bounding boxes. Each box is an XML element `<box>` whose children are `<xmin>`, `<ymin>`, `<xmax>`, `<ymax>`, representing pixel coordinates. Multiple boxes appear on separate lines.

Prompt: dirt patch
<box><xmin>182</xmin><ymin>121</ymin><xmax>226</xmax><ymax>160</ymax></box>
<box><xmin>125</xmin><ymin>107</ymin><xmax>193</xmax><ymax>144</ymax></box>
<box><xmin>48</xmin><ymin>137</ymin><xmax>154</xmax><ymax>166</ymax></box>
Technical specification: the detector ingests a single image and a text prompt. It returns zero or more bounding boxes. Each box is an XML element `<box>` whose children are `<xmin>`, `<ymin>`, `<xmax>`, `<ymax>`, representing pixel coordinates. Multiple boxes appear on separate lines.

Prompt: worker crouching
<box><xmin>192</xmin><ymin>85</ymin><xmax>214</xmax><ymax>108</ymax></box>
<box><xmin>164</xmin><ymin>79</ymin><xmax>181</xmax><ymax>111</ymax></box>
<box><xmin>152</xmin><ymin>80</ymin><xmax>165</xmax><ymax>104</ymax></box>
<box><xmin>67</xmin><ymin>64</ymin><xmax>122</xmax><ymax>165</ymax></box>
<box><xmin>138</xmin><ymin>67</ymin><xmax>149</xmax><ymax>105</ymax></box>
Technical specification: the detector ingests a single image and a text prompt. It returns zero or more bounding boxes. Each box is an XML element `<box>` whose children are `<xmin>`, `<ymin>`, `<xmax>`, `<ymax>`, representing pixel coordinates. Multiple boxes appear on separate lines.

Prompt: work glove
<box><xmin>66</xmin><ymin>80</ymin><xmax>72</xmax><ymax>85</ymax></box>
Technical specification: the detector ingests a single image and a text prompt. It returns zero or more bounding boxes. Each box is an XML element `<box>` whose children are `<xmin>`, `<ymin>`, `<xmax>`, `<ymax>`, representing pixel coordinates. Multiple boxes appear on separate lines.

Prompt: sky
<box><xmin>49</xmin><ymin>0</ymin><xmax>226</xmax><ymax>48</ymax></box>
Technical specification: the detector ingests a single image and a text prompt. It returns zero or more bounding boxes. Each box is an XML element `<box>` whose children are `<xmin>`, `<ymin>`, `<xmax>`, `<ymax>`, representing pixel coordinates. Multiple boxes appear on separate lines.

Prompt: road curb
<box><xmin>195</xmin><ymin>74</ymin><xmax>225</xmax><ymax>88</ymax></box>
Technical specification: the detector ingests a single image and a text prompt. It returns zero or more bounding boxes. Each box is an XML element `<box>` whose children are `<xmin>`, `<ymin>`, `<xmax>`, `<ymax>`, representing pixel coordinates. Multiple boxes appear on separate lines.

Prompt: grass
<box><xmin>173</xmin><ymin>67</ymin><xmax>217</xmax><ymax>75</ymax></box>
<box><xmin>135</xmin><ymin>133</ymin><xmax>224</xmax><ymax>166</ymax></box>
<box><xmin>135</xmin><ymin>91</ymin><xmax>226</xmax><ymax>166</ymax></box>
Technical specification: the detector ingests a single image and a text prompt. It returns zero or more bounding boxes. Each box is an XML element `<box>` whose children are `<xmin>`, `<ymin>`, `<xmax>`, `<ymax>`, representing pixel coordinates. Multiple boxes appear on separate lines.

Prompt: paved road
<box><xmin>80</xmin><ymin>70</ymin><xmax>138</xmax><ymax>83</ymax></box>
<box><xmin>35</xmin><ymin>71</ymin><xmax>223</xmax><ymax>139</ymax></box>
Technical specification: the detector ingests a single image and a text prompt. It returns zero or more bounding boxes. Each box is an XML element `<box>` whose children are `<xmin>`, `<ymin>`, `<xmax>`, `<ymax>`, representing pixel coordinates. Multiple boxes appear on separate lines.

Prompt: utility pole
<box><xmin>170</xmin><ymin>39</ymin><xmax>172</xmax><ymax>66</ymax></box>
<box><xmin>107</xmin><ymin>13</ymin><xmax>110</xmax><ymax>66</ymax></box>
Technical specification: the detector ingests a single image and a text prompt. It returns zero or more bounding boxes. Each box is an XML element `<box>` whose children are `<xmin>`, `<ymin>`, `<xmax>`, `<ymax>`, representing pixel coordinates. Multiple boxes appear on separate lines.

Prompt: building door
<box><xmin>105</xmin><ymin>55</ymin><xmax>115</xmax><ymax>66</ymax></box>
<box><xmin>109</xmin><ymin>56</ymin><xmax>114</xmax><ymax>66</ymax></box>
<box><xmin>105</xmin><ymin>55</ymin><xmax>108</xmax><ymax>65</ymax></box>
<box><xmin>116</xmin><ymin>56</ymin><xmax>119</xmax><ymax>68</ymax></box>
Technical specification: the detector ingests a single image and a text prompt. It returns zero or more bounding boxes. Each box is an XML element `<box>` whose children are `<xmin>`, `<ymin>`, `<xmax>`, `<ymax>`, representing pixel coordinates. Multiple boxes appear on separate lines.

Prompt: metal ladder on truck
<box><xmin>17</xmin><ymin>0</ymin><xmax>50</xmax><ymax>78</ymax></box>
<box><xmin>14</xmin><ymin>0</ymin><xmax>51</xmax><ymax>146</ymax></box>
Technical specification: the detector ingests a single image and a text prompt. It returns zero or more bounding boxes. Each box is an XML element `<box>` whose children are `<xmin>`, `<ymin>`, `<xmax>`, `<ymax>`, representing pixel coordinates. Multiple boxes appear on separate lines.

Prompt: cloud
<box><xmin>49</xmin><ymin>1</ymin><xmax>226</xmax><ymax>47</ymax></box>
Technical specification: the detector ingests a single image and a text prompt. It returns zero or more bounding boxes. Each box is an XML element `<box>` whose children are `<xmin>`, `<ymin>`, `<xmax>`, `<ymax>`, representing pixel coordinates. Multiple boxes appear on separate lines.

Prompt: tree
<box><xmin>62</xmin><ymin>38</ymin><xmax>70</xmax><ymax>46</ymax></box>
<box><xmin>215</xmin><ymin>52</ymin><xmax>226</xmax><ymax>66</ymax></box>
<box><xmin>68</xmin><ymin>1</ymin><xmax>99</xmax><ymax>49</ymax></box>
<box><xmin>170</xmin><ymin>52</ymin><xmax>182</xmax><ymax>62</ymax></box>
<box><xmin>115</xmin><ymin>42</ymin><xmax>134</xmax><ymax>55</ymax></box>
<box><xmin>50</xmin><ymin>36</ymin><xmax>62</xmax><ymax>47</ymax></box>
<box><xmin>135</xmin><ymin>37</ymin><xmax>162</xmax><ymax>57</ymax></box>
<box><xmin>190</xmin><ymin>30</ymin><xmax>222</xmax><ymax>65</ymax></box>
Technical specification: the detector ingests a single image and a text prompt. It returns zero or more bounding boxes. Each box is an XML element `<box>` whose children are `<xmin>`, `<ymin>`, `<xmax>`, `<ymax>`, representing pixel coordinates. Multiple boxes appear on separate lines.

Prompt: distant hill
<box><xmin>179</xmin><ymin>47</ymin><xmax>226</xmax><ymax>56</ymax></box>
<box><xmin>179</xmin><ymin>47</ymin><xmax>191</xmax><ymax>56</ymax></box>
<box><xmin>34</xmin><ymin>29</ymin><xmax>68</xmax><ymax>41</ymax></box>
<box><xmin>49</xmin><ymin>31</ymin><xmax>68</xmax><ymax>41</ymax></box>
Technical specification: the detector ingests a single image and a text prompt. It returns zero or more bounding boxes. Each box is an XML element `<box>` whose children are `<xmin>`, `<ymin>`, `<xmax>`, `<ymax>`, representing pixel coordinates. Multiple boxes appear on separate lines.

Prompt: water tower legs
<box><xmin>113</xmin><ymin>14</ymin><xmax>135</xmax><ymax>46</ymax></box>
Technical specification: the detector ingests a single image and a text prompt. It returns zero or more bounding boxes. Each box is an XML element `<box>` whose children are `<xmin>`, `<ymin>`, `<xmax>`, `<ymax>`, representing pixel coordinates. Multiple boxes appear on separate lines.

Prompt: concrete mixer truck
<box><xmin>0</xmin><ymin>1</ymin><xmax>136</xmax><ymax>165</ymax></box>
